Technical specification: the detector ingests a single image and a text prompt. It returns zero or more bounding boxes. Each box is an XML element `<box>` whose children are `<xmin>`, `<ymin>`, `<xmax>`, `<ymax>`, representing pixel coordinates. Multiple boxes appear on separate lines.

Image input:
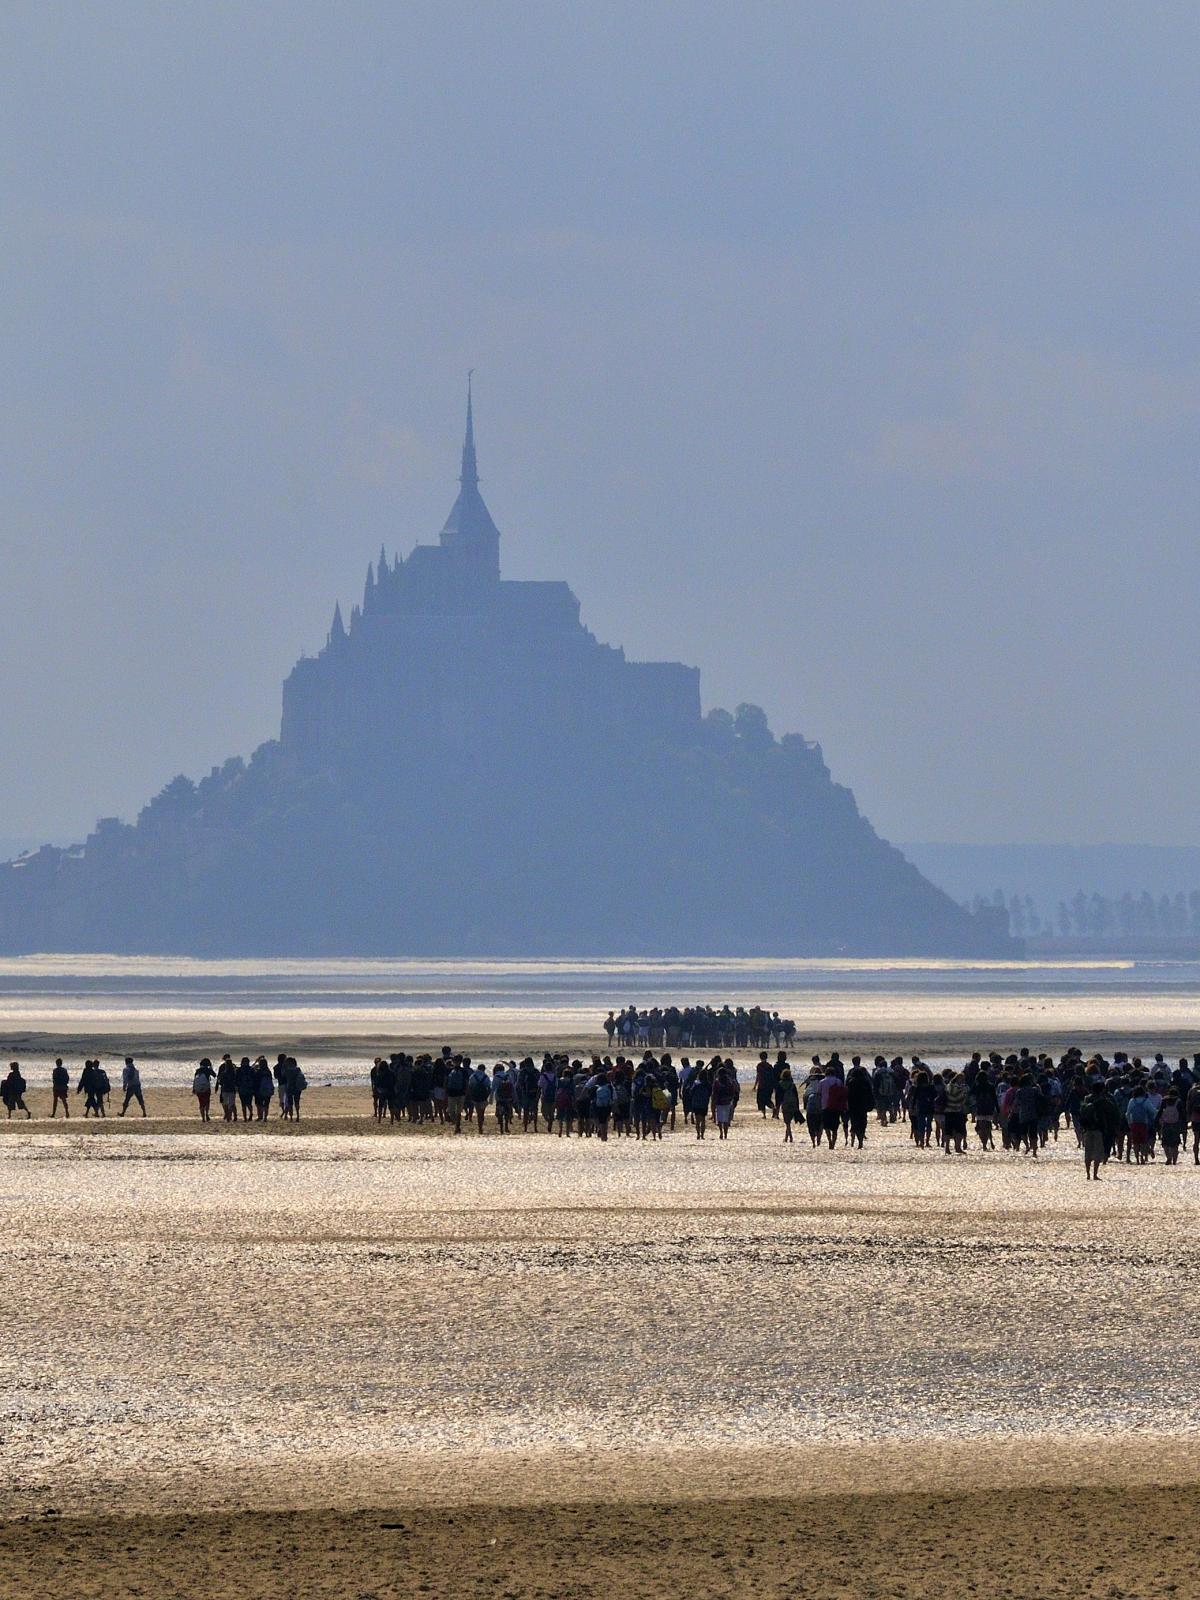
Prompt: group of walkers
<box><xmin>771</xmin><ymin>1046</ymin><xmax>1200</xmax><ymax>1177</ymax></box>
<box><xmin>2</xmin><ymin>1056</ymin><xmax>148</xmax><ymax>1118</ymax></box>
<box><xmin>370</xmin><ymin>1048</ymin><xmax>743</xmax><ymax>1139</ymax></box>
<box><xmin>0</xmin><ymin>1052</ymin><xmax>309</xmax><ymax>1122</ymax></box>
<box><xmin>6</xmin><ymin>1040</ymin><xmax>1200</xmax><ymax>1177</ymax></box>
<box><xmin>368</xmin><ymin>1043</ymin><xmax>1200</xmax><ymax>1174</ymax></box>
<box><xmin>604</xmin><ymin>1006</ymin><xmax>796</xmax><ymax>1050</ymax></box>
<box><xmin>189</xmin><ymin>1054</ymin><xmax>308</xmax><ymax>1122</ymax></box>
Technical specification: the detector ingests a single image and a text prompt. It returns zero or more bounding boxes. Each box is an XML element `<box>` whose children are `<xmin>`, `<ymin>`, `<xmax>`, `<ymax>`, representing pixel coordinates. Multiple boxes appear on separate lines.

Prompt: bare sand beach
<box><xmin>3</xmin><ymin>1088</ymin><xmax>1200</xmax><ymax>1597</ymax></box>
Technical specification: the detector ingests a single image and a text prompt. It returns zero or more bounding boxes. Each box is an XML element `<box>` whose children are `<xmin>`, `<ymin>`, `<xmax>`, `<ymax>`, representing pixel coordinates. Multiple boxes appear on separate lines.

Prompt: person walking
<box><xmin>50</xmin><ymin>1058</ymin><xmax>70</xmax><ymax>1118</ymax></box>
<box><xmin>119</xmin><ymin>1056</ymin><xmax>146</xmax><ymax>1117</ymax></box>
<box><xmin>778</xmin><ymin>1067</ymin><xmax>800</xmax><ymax>1143</ymax></box>
<box><xmin>688</xmin><ymin>1066</ymin><xmax>711</xmax><ymax>1139</ymax></box>
<box><xmin>1079</xmin><ymin>1087</ymin><xmax>1107</xmax><ymax>1180</ymax></box>
<box><xmin>254</xmin><ymin>1057</ymin><xmax>274</xmax><ymax>1121</ymax></box>
<box><xmin>1</xmin><ymin>1062</ymin><xmax>31</xmax><ymax>1119</ymax></box>
<box><xmin>467</xmin><ymin>1061</ymin><xmax>491</xmax><ymax>1132</ymax></box>
<box><xmin>711</xmin><ymin>1066</ymin><xmax>737</xmax><ymax>1140</ymax></box>
<box><xmin>846</xmin><ymin>1058</ymin><xmax>875</xmax><ymax>1149</ymax></box>
<box><xmin>284</xmin><ymin>1057</ymin><xmax>307</xmax><ymax>1121</ymax></box>
<box><xmin>192</xmin><ymin>1059</ymin><xmax>216</xmax><ymax>1121</ymax></box>
<box><xmin>235</xmin><ymin>1056</ymin><xmax>256</xmax><ymax>1121</ymax></box>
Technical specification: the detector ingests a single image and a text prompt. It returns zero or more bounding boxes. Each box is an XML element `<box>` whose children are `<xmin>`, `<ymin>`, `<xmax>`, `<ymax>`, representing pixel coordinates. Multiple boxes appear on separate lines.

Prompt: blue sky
<box><xmin>4</xmin><ymin>2</ymin><xmax>1199</xmax><ymax>843</ymax></box>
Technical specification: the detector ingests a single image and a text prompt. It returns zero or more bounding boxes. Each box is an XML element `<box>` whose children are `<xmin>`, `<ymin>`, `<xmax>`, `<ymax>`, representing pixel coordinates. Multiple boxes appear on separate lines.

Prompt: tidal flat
<box><xmin>2</xmin><ymin>1109</ymin><xmax>1198</xmax><ymax>1597</ymax></box>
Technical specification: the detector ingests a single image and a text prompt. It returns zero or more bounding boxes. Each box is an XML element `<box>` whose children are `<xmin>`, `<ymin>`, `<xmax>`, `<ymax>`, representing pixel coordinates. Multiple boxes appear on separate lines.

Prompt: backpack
<box><xmin>447</xmin><ymin>1067</ymin><xmax>466</xmax><ymax>1095</ymax></box>
<box><xmin>496</xmin><ymin>1078</ymin><xmax>514</xmax><ymax>1103</ymax></box>
<box><xmin>594</xmin><ymin>1083</ymin><xmax>613</xmax><ymax>1109</ymax></box>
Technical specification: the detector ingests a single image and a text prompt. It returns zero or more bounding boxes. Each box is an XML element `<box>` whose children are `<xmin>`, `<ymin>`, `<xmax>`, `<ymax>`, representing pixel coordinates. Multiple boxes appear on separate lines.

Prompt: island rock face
<box><xmin>0</xmin><ymin>395</ymin><xmax>1009</xmax><ymax>956</ymax></box>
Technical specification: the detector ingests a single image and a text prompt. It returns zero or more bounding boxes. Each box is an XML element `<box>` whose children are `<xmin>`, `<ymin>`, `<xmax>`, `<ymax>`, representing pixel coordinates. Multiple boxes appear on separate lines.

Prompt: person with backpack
<box><xmin>235</xmin><ymin>1056</ymin><xmax>257</xmax><ymax>1121</ymax></box>
<box><xmin>908</xmin><ymin>1070</ymin><xmax>935</xmax><ymax>1150</ymax></box>
<box><xmin>820</xmin><ymin>1069</ymin><xmax>847</xmax><ymax>1149</ymax></box>
<box><xmin>517</xmin><ymin>1058</ymin><xmax>540</xmax><ymax>1131</ymax></box>
<box><xmin>846</xmin><ymin>1058</ymin><xmax>875</xmax><ymax>1149</ymax></box>
<box><xmin>466</xmin><ymin>1062</ymin><xmax>491</xmax><ymax>1132</ymax></box>
<box><xmin>972</xmin><ymin>1073</ymin><xmax>998</xmax><ymax>1150</ymax></box>
<box><xmin>430</xmin><ymin>1054</ymin><xmax>449</xmax><ymax>1123</ymax></box>
<box><xmin>1126</xmin><ymin>1085</ymin><xmax>1154</xmax><ymax>1165</ymax></box>
<box><xmin>538</xmin><ymin>1059</ymin><xmax>558</xmax><ymax>1132</ymax></box>
<box><xmin>192</xmin><ymin>1058</ymin><xmax>216</xmax><ymax>1121</ymax></box>
<box><xmin>612</xmin><ymin>1066</ymin><xmax>632</xmax><ymax>1137</ymax></box>
<box><xmin>778</xmin><ymin>1067</ymin><xmax>800</xmax><ymax>1143</ymax></box>
<box><xmin>592</xmin><ymin>1072</ymin><xmax>613</xmax><ymax>1141</ymax></box>
<box><xmin>493</xmin><ymin>1064</ymin><xmax>515</xmax><ymax>1132</ymax></box>
<box><xmin>1159</xmin><ymin>1091</ymin><xmax>1183</xmax><ymax>1165</ymax></box>
<box><xmin>119</xmin><ymin>1056</ymin><xmax>146</xmax><ymax>1117</ymax></box>
<box><xmin>631</xmin><ymin>1066</ymin><xmax>654</xmax><ymax>1141</ymax></box>
<box><xmin>408</xmin><ymin>1056</ymin><xmax>433</xmax><ymax>1122</ymax></box>
<box><xmin>216</xmin><ymin>1055</ymin><xmax>238</xmax><ymax>1122</ymax></box>
<box><xmin>872</xmin><ymin>1057</ymin><xmax>897</xmax><ymax>1124</ymax></box>
<box><xmin>1013</xmin><ymin>1075</ymin><xmax>1041</xmax><ymax>1156</ymax></box>
<box><xmin>274</xmin><ymin>1054</ymin><xmax>291</xmax><ymax>1119</ymax></box>
<box><xmin>76</xmin><ymin>1059</ymin><xmax>104</xmax><ymax>1118</ymax></box>
<box><xmin>1187</xmin><ymin>1078</ymin><xmax>1200</xmax><ymax>1165</ymax></box>
<box><xmin>650</xmin><ymin>1080</ymin><xmax>668</xmax><ymax>1140</ymax></box>
<box><xmin>553</xmin><ymin>1070</ymin><xmax>574</xmax><ymax>1136</ymax></box>
<box><xmin>445</xmin><ymin>1057</ymin><xmax>467</xmax><ymax>1132</ymax></box>
<box><xmin>688</xmin><ymin>1066</ymin><xmax>711</xmax><ymax>1139</ymax></box>
<box><xmin>1078</xmin><ymin>1087</ymin><xmax>1107</xmax><ymax>1180</ymax></box>
<box><xmin>711</xmin><ymin>1065</ymin><xmax>737</xmax><ymax>1140</ymax></box>
<box><xmin>284</xmin><ymin>1057</ymin><xmax>307</xmax><ymax>1121</ymax></box>
<box><xmin>941</xmin><ymin>1071</ymin><xmax>969</xmax><ymax>1156</ymax></box>
<box><xmin>254</xmin><ymin>1057</ymin><xmax>274</xmax><ymax>1122</ymax></box>
<box><xmin>370</xmin><ymin>1057</ymin><xmax>391</xmax><ymax>1122</ymax></box>
<box><xmin>1</xmin><ymin>1062</ymin><xmax>31</xmax><ymax>1119</ymax></box>
<box><xmin>574</xmin><ymin>1067</ymin><xmax>594</xmax><ymax>1136</ymax></box>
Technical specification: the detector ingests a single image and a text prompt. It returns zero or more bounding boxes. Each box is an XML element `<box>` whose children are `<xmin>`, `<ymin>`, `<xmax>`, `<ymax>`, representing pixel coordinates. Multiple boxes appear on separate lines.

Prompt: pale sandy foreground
<box><xmin>2</xmin><ymin>1103</ymin><xmax>1199</xmax><ymax>1597</ymax></box>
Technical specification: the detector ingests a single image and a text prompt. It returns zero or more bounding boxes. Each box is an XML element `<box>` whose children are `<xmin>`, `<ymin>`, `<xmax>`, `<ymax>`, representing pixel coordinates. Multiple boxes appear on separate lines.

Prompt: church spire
<box><xmin>329</xmin><ymin>601</ymin><xmax>346</xmax><ymax>646</ymax></box>
<box><xmin>460</xmin><ymin>370</ymin><xmax>478</xmax><ymax>489</ymax></box>
<box><xmin>439</xmin><ymin>373</ymin><xmax>500</xmax><ymax>580</ymax></box>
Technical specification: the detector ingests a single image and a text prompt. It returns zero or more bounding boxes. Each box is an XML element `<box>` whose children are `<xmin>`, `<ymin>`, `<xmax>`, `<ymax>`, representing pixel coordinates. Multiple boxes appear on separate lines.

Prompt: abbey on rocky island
<box><xmin>0</xmin><ymin>389</ymin><xmax>1010</xmax><ymax>957</ymax></box>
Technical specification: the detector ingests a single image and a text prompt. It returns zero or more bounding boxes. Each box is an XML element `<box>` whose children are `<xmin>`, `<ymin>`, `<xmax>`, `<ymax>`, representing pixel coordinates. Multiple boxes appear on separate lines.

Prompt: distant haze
<box><xmin>4</xmin><ymin>4</ymin><xmax>1199</xmax><ymax>848</ymax></box>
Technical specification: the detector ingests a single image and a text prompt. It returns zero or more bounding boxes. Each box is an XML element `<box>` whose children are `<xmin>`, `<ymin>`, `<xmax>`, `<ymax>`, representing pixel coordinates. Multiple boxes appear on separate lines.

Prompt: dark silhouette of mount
<box><xmin>0</xmin><ymin>390</ymin><xmax>1009</xmax><ymax>956</ymax></box>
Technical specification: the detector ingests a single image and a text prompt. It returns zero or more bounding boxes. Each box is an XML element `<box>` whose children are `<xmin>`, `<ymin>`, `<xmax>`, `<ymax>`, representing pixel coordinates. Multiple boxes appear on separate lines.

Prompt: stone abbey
<box><xmin>0</xmin><ymin>390</ymin><xmax>1008</xmax><ymax>956</ymax></box>
<box><xmin>283</xmin><ymin>384</ymin><xmax>703</xmax><ymax>779</ymax></box>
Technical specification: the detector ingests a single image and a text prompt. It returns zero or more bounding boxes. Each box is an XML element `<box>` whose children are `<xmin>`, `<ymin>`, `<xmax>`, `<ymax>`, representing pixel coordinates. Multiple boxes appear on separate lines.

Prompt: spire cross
<box><xmin>460</xmin><ymin>372</ymin><xmax>478</xmax><ymax>488</ymax></box>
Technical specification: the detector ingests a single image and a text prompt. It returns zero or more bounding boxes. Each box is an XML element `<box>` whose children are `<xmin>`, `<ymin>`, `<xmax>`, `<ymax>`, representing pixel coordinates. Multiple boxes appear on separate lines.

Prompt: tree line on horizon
<box><xmin>971</xmin><ymin>889</ymin><xmax>1200</xmax><ymax>941</ymax></box>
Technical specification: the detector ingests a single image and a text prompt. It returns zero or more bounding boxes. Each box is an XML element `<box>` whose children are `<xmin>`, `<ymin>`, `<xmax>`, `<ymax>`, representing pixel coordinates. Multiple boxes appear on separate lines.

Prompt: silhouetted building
<box><xmin>283</xmin><ymin>382</ymin><xmax>701</xmax><ymax>777</ymax></box>
<box><xmin>0</xmin><ymin>388</ymin><xmax>1010</xmax><ymax>956</ymax></box>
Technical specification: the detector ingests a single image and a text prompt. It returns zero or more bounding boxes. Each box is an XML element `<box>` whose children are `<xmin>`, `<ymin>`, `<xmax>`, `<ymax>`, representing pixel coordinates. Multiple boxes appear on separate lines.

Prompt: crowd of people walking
<box><xmin>4</xmin><ymin>1040</ymin><xmax>1200</xmax><ymax>1178</ymax></box>
<box><xmin>365</xmin><ymin>1042</ymin><xmax>1200</xmax><ymax>1174</ymax></box>
<box><xmin>604</xmin><ymin>1005</ymin><xmax>795</xmax><ymax>1049</ymax></box>
<box><xmin>368</xmin><ymin>1048</ymin><xmax>742</xmax><ymax>1139</ymax></box>
<box><xmin>189</xmin><ymin>1054</ymin><xmax>308</xmax><ymax>1121</ymax></box>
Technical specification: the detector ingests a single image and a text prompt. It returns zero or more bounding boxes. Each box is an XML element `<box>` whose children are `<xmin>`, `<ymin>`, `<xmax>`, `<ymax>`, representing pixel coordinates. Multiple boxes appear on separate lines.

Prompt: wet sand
<box><xmin>5</xmin><ymin>1482</ymin><xmax>1200</xmax><ymax>1600</ymax></box>
<box><xmin>2</xmin><ymin>1107</ymin><xmax>1199</xmax><ymax>1596</ymax></box>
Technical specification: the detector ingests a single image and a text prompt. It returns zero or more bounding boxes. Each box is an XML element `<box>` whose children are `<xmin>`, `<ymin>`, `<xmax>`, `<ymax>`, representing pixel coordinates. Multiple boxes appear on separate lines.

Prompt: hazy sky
<box><xmin>4</xmin><ymin>3</ymin><xmax>1199</xmax><ymax>846</ymax></box>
